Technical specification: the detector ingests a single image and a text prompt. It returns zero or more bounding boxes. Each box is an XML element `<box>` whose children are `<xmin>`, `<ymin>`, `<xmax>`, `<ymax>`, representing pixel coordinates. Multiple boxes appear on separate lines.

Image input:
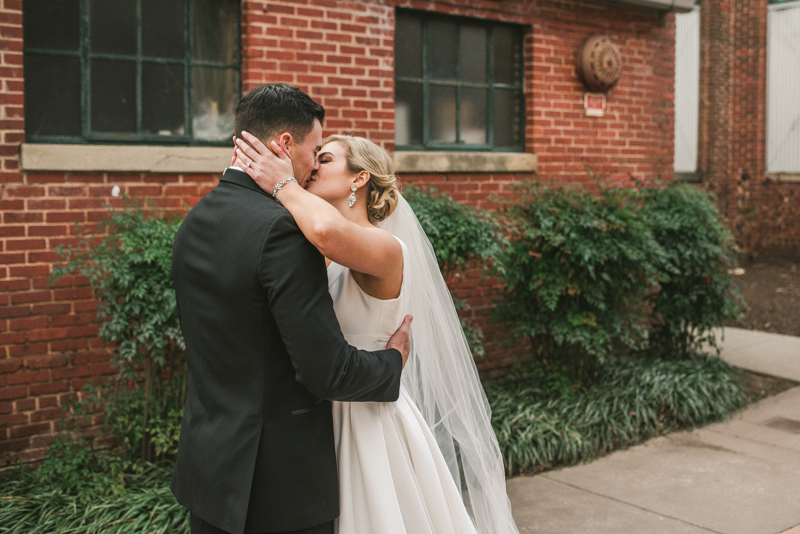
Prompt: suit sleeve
<box><xmin>259</xmin><ymin>212</ymin><xmax>403</xmax><ymax>402</ymax></box>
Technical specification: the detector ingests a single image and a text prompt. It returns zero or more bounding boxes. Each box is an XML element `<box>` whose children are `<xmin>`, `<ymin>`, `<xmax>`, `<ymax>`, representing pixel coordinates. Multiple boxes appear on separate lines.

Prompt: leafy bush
<box><xmin>486</xmin><ymin>356</ymin><xmax>746</xmax><ymax>475</ymax></box>
<box><xmin>405</xmin><ymin>185</ymin><xmax>505</xmax><ymax>357</ymax></box>
<box><xmin>641</xmin><ymin>183</ymin><xmax>742</xmax><ymax>356</ymax></box>
<box><xmin>51</xmin><ymin>202</ymin><xmax>185</xmax><ymax>464</ymax></box>
<box><xmin>34</xmin><ymin>434</ymin><xmax>126</xmax><ymax>499</ymax></box>
<box><xmin>492</xmin><ymin>180</ymin><xmax>742</xmax><ymax>376</ymax></box>
<box><xmin>404</xmin><ymin>185</ymin><xmax>503</xmax><ymax>280</ymax></box>
<box><xmin>492</xmin><ymin>182</ymin><xmax>665</xmax><ymax>378</ymax></box>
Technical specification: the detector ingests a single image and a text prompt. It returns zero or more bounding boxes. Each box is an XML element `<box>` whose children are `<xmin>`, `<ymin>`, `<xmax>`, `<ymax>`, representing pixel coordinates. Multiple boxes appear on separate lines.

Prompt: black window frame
<box><xmin>394</xmin><ymin>9</ymin><xmax>526</xmax><ymax>152</ymax></box>
<box><xmin>23</xmin><ymin>0</ymin><xmax>241</xmax><ymax>146</ymax></box>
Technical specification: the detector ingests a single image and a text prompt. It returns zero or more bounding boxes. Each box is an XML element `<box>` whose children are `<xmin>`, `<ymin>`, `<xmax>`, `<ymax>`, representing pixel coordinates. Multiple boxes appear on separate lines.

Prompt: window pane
<box><xmin>461</xmin><ymin>88</ymin><xmax>487</xmax><ymax>144</ymax></box>
<box><xmin>90</xmin><ymin>0</ymin><xmax>136</xmax><ymax>55</ymax></box>
<box><xmin>395</xmin><ymin>12</ymin><xmax>422</xmax><ymax>78</ymax></box>
<box><xmin>193</xmin><ymin>67</ymin><xmax>237</xmax><ymax>141</ymax></box>
<box><xmin>429</xmin><ymin>20</ymin><xmax>457</xmax><ymax>80</ymax></box>
<box><xmin>24</xmin><ymin>55</ymin><xmax>81</xmax><ymax>137</ymax></box>
<box><xmin>430</xmin><ymin>85</ymin><xmax>456</xmax><ymax>143</ymax></box>
<box><xmin>193</xmin><ymin>0</ymin><xmax>238</xmax><ymax>63</ymax></box>
<box><xmin>493</xmin><ymin>89</ymin><xmax>521</xmax><ymax>147</ymax></box>
<box><xmin>91</xmin><ymin>59</ymin><xmax>136</xmax><ymax>133</ymax></box>
<box><xmin>494</xmin><ymin>25</ymin><xmax>520</xmax><ymax>85</ymax></box>
<box><xmin>460</xmin><ymin>26</ymin><xmax>487</xmax><ymax>84</ymax></box>
<box><xmin>142</xmin><ymin>63</ymin><xmax>185</xmax><ymax>136</ymax></box>
<box><xmin>142</xmin><ymin>0</ymin><xmax>185</xmax><ymax>59</ymax></box>
<box><xmin>24</xmin><ymin>0</ymin><xmax>79</xmax><ymax>51</ymax></box>
<box><xmin>395</xmin><ymin>82</ymin><xmax>422</xmax><ymax>146</ymax></box>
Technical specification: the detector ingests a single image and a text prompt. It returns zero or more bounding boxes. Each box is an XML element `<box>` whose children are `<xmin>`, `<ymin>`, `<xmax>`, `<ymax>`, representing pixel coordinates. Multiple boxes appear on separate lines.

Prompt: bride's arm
<box><xmin>233</xmin><ymin>134</ymin><xmax>402</xmax><ymax>280</ymax></box>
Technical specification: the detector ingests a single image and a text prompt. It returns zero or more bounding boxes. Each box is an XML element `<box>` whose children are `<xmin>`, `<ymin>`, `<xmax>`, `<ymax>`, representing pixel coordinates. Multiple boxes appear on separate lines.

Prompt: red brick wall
<box><xmin>241</xmin><ymin>0</ymin><xmax>396</xmax><ymax>149</ymax></box>
<box><xmin>2</xmin><ymin>0</ymin><xmax>679</xmax><ymax>465</ymax></box>
<box><xmin>0</xmin><ymin>0</ymin><xmax>219</xmax><ymax>464</ymax></box>
<box><xmin>527</xmin><ymin>1</ymin><xmax>676</xmax><ymax>185</ymax></box>
<box><xmin>699</xmin><ymin>0</ymin><xmax>800</xmax><ymax>255</ymax></box>
<box><xmin>1</xmin><ymin>169</ymin><xmax>217</xmax><ymax>466</ymax></box>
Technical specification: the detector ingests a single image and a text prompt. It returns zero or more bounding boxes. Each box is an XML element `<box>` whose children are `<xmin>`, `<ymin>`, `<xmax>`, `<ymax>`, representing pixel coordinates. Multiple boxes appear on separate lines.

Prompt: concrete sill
<box><xmin>766</xmin><ymin>173</ymin><xmax>800</xmax><ymax>184</ymax></box>
<box><xmin>675</xmin><ymin>171</ymin><xmax>702</xmax><ymax>183</ymax></box>
<box><xmin>20</xmin><ymin>143</ymin><xmax>232</xmax><ymax>173</ymax></box>
<box><xmin>393</xmin><ymin>151</ymin><xmax>537</xmax><ymax>174</ymax></box>
<box><xmin>587</xmin><ymin>0</ymin><xmax>695</xmax><ymax>13</ymax></box>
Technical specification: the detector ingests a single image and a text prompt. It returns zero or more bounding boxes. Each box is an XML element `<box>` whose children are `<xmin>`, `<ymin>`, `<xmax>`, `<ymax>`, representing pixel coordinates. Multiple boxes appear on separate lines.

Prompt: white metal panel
<box><xmin>767</xmin><ymin>1</ymin><xmax>800</xmax><ymax>173</ymax></box>
<box><xmin>674</xmin><ymin>6</ymin><xmax>700</xmax><ymax>173</ymax></box>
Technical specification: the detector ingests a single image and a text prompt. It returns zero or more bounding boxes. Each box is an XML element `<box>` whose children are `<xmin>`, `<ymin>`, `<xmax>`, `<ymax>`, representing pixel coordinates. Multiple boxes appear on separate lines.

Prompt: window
<box><xmin>767</xmin><ymin>0</ymin><xmax>800</xmax><ymax>173</ymax></box>
<box><xmin>23</xmin><ymin>0</ymin><xmax>240</xmax><ymax>145</ymax></box>
<box><xmin>394</xmin><ymin>10</ymin><xmax>524</xmax><ymax>151</ymax></box>
<box><xmin>674</xmin><ymin>4</ymin><xmax>700</xmax><ymax>175</ymax></box>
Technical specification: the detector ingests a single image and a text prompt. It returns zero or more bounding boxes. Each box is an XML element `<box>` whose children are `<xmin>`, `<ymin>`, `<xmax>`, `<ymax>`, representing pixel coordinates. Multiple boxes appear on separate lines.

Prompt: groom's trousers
<box><xmin>190</xmin><ymin>513</ymin><xmax>334</xmax><ymax>534</ymax></box>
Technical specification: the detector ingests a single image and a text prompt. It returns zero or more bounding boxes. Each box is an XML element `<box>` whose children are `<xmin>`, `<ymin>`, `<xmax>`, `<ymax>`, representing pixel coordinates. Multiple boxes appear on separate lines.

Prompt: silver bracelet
<box><xmin>272</xmin><ymin>177</ymin><xmax>298</xmax><ymax>201</ymax></box>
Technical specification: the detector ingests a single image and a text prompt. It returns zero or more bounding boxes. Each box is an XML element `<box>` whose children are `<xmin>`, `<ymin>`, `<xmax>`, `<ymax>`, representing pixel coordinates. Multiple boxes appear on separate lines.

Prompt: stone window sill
<box><xmin>20</xmin><ymin>143</ymin><xmax>233</xmax><ymax>173</ymax></box>
<box><xmin>393</xmin><ymin>151</ymin><xmax>537</xmax><ymax>174</ymax></box>
<box><xmin>766</xmin><ymin>173</ymin><xmax>800</xmax><ymax>184</ymax></box>
<box><xmin>675</xmin><ymin>171</ymin><xmax>702</xmax><ymax>183</ymax></box>
<box><xmin>21</xmin><ymin>144</ymin><xmax>539</xmax><ymax>176</ymax></box>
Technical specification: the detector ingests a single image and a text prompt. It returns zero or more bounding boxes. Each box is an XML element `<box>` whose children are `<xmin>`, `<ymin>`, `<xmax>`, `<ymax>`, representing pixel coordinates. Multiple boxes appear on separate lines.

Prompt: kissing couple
<box><xmin>170</xmin><ymin>83</ymin><xmax>519</xmax><ymax>534</ymax></box>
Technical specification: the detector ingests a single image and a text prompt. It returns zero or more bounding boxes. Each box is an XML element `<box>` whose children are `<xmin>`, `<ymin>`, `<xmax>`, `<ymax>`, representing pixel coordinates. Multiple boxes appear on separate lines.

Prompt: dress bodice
<box><xmin>326</xmin><ymin>238</ymin><xmax>408</xmax><ymax>352</ymax></box>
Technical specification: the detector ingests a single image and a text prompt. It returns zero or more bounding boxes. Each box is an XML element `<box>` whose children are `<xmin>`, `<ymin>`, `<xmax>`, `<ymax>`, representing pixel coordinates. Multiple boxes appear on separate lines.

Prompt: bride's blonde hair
<box><xmin>323</xmin><ymin>135</ymin><xmax>400</xmax><ymax>223</ymax></box>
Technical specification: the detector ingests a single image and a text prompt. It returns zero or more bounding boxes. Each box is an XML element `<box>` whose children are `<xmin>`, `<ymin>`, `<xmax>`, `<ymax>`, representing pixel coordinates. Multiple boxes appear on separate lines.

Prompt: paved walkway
<box><xmin>506</xmin><ymin>327</ymin><xmax>800</xmax><ymax>534</ymax></box>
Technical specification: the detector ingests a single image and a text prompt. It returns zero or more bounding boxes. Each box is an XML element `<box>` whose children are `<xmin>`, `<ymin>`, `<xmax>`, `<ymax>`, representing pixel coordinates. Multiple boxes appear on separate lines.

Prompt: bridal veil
<box><xmin>380</xmin><ymin>196</ymin><xmax>519</xmax><ymax>534</ymax></box>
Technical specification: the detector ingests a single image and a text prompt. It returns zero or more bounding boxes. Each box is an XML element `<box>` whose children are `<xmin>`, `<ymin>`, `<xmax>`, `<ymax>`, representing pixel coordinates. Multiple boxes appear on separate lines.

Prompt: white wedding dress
<box><xmin>327</xmin><ymin>238</ymin><xmax>478</xmax><ymax>534</ymax></box>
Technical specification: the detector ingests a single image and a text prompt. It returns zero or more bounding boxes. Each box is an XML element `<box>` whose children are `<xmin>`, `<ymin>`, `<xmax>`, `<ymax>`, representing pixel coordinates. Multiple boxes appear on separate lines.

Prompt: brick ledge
<box><xmin>20</xmin><ymin>144</ymin><xmax>232</xmax><ymax>173</ymax></box>
<box><xmin>766</xmin><ymin>173</ymin><xmax>800</xmax><ymax>184</ymax></box>
<box><xmin>393</xmin><ymin>151</ymin><xmax>537</xmax><ymax>174</ymax></box>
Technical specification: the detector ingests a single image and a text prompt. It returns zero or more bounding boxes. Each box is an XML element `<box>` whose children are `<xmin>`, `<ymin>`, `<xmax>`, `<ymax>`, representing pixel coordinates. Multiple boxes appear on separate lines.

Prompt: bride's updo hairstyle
<box><xmin>324</xmin><ymin>135</ymin><xmax>400</xmax><ymax>224</ymax></box>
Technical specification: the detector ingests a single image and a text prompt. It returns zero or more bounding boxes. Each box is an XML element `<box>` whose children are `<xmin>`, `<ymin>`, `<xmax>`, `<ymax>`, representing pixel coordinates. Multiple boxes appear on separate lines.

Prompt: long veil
<box><xmin>380</xmin><ymin>196</ymin><xmax>519</xmax><ymax>534</ymax></box>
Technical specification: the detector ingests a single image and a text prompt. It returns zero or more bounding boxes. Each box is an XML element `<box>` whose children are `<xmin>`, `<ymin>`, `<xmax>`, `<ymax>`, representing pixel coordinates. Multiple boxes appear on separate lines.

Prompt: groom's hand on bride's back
<box><xmin>387</xmin><ymin>315</ymin><xmax>413</xmax><ymax>369</ymax></box>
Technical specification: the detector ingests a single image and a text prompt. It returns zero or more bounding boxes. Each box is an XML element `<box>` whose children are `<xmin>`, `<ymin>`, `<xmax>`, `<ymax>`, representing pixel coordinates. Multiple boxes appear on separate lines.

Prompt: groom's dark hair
<box><xmin>234</xmin><ymin>83</ymin><xmax>325</xmax><ymax>144</ymax></box>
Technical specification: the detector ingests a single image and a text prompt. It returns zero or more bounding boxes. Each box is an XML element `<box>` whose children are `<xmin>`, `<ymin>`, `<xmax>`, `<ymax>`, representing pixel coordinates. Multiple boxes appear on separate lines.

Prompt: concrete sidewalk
<box><xmin>506</xmin><ymin>327</ymin><xmax>800</xmax><ymax>534</ymax></box>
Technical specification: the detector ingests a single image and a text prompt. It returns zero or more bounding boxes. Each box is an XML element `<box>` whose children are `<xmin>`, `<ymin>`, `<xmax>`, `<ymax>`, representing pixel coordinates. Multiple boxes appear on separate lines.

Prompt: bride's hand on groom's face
<box><xmin>233</xmin><ymin>132</ymin><xmax>294</xmax><ymax>194</ymax></box>
<box><xmin>387</xmin><ymin>315</ymin><xmax>413</xmax><ymax>369</ymax></box>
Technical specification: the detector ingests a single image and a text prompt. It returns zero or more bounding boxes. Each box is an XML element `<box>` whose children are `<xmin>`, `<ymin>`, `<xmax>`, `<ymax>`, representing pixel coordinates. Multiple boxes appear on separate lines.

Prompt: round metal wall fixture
<box><xmin>576</xmin><ymin>35</ymin><xmax>622</xmax><ymax>93</ymax></box>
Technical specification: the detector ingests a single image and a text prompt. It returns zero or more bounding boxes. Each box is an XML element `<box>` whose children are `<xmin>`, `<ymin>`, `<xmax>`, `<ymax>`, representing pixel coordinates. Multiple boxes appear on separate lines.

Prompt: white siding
<box><xmin>767</xmin><ymin>1</ymin><xmax>800</xmax><ymax>173</ymax></box>
<box><xmin>674</xmin><ymin>6</ymin><xmax>700</xmax><ymax>173</ymax></box>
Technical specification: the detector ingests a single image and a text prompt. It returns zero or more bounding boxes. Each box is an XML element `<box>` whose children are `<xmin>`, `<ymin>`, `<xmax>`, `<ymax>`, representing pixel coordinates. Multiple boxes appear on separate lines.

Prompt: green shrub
<box><xmin>51</xmin><ymin>202</ymin><xmax>185</xmax><ymax>464</ymax></box>
<box><xmin>492</xmin><ymin>180</ymin><xmax>742</xmax><ymax>375</ymax></box>
<box><xmin>34</xmin><ymin>434</ymin><xmax>126</xmax><ymax>499</ymax></box>
<box><xmin>640</xmin><ymin>182</ymin><xmax>742</xmax><ymax>357</ymax></box>
<box><xmin>405</xmin><ymin>185</ymin><xmax>505</xmax><ymax>357</ymax></box>
<box><xmin>404</xmin><ymin>185</ymin><xmax>503</xmax><ymax>280</ymax></box>
<box><xmin>487</xmin><ymin>356</ymin><xmax>746</xmax><ymax>475</ymax></box>
<box><xmin>492</xmin><ymin>182</ymin><xmax>665</xmax><ymax>378</ymax></box>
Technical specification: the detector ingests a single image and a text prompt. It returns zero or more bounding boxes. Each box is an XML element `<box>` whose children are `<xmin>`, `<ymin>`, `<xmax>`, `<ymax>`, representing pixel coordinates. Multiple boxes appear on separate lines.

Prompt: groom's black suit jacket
<box><xmin>170</xmin><ymin>169</ymin><xmax>403</xmax><ymax>534</ymax></box>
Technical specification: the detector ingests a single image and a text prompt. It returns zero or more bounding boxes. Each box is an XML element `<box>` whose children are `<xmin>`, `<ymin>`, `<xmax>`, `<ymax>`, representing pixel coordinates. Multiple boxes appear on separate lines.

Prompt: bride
<box><xmin>233</xmin><ymin>132</ymin><xmax>519</xmax><ymax>534</ymax></box>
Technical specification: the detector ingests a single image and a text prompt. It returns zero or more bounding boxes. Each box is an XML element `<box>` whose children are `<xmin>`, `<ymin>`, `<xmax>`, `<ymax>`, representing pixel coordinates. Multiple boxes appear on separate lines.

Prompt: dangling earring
<box><xmin>348</xmin><ymin>185</ymin><xmax>357</xmax><ymax>208</ymax></box>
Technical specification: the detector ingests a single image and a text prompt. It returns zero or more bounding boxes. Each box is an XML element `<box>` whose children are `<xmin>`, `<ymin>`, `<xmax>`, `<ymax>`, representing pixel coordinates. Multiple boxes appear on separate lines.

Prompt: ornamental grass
<box><xmin>486</xmin><ymin>356</ymin><xmax>746</xmax><ymax>476</ymax></box>
<box><xmin>0</xmin><ymin>464</ymin><xmax>187</xmax><ymax>534</ymax></box>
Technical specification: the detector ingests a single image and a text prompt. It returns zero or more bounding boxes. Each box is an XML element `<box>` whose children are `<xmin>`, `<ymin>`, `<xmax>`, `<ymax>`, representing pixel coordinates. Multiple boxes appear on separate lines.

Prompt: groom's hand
<box><xmin>387</xmin><ymin>315</ymin><xmax>413</xmax><ymax>369</ymax></box>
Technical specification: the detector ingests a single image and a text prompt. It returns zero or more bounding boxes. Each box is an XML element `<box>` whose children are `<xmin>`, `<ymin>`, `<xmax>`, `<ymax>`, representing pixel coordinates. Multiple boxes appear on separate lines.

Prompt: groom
<box><xmin>171</xmin><ymin>83</ymin><xmax>410</xmax><ymax>534</ymax></box>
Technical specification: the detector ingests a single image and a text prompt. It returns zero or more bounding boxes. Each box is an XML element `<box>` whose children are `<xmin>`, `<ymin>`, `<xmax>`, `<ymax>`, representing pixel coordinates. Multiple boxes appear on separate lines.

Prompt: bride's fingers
<box><xmin>269</xmin><ymin>141</ymin><xmax>292</xmax><ymax>161</ymax></box>
<box><xmin>234</xmin><ymin>137</ymin><xmax>258</xmax><ymax>166</ymax></box>
<box><xmin>241</xmin><ymin>131</ymin><xmax>271</xmax><ymax>158</ymax></box>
